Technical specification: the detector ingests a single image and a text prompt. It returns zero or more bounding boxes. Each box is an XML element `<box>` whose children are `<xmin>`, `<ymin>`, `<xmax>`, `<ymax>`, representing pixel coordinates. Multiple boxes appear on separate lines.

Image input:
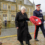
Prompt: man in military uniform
<box><xmin>0</xmin><ymin>15</ymin><xmax>2</xmax><ymax>45</ymax></box>
<box><xmin>33</xmin><ymin>4</ymin><xmax>45</xmax><ymax>41</ymax></box>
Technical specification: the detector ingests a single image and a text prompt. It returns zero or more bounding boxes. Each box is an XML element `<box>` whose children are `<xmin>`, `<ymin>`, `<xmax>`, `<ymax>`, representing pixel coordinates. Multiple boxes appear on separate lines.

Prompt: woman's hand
<box><xmin>17</xmin><ymin>27</ymin><xmax>19</xmax><ymax>29</ymax></box>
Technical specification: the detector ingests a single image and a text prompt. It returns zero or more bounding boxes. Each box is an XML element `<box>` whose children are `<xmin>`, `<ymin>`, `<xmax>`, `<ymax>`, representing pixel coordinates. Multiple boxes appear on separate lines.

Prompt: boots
<box><xmin>35</xmin><ymin>38</ymin><xmax>39</xmax><ymax>41</ymax></box>
<box><xmin>26</xmin><ymin>40</ymin><xmax>31</xmax><ymax>45</ymax></box>
<box><xmin>20</xmin><ymin>41</ymin><xmax>24</xmax><ymax>45</ymax></box>
<box><xmin>20</xmin><ymin>40</ymin><xmax>31</xmax><ymax>45</ymax></box>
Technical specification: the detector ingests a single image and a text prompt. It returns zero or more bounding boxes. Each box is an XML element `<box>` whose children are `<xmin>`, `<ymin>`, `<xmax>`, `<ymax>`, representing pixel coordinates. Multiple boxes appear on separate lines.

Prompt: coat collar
<box><xmin>36</xmin><ymin>9</ymin><xmax>40</xmax><ymax>11</ymax></box>
<box><xmin>20</xmin><ymin>11</ymin><xmax>25</xmax><ymax>15</ymax></box>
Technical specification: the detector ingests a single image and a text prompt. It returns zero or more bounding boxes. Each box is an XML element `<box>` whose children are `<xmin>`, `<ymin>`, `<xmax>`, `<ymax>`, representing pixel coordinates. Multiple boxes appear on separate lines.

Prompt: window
<box><xmin>5</xmin><ymin>0</ymin><xmax>16</xmax><ymax>2</ymax></box>
<box><xmin>29</xmin><ymin>8</ymin><xmax>30</xmax><ymax>12</ymax></box>
<box><xmin>12</xmin><ymin>17</ymin><xmax>15</xmax><ymax>21</ymax></box>
<box><xmin>3</xmin><ymin>4</ymin><xmax>7</xmax><ymax>9</ymax></box>
<box><xmin>29</xmin><ymin>13</ymin><xmax>30</xmax><ymax>18</ymax></box>
<box><xmin>30</xmin><ymin>9</ymin><xmax>32</xmax><ymax>12</ymax></box>
<box><xmin>19</xmin><ymin>5</ymin><xmax>22</xmax><ymax>10</ymax></box>
<box><xmin>19</xmin><ymin>5</ymin><xmax>21</xmax><ymax>10</ymax></box>
<box><xmin>11</xmin><ymin>6</ymin><xmax>15</xmax><ymax>10</ymax></box>
<box><xmin>10</xmin><ymin>0</ymin><xmax>16</xmax><ymax>2</ymax></box>
<box><xmin>28</xmin><ymin>12</ymin><xmax>30</xmax><ymax>18</ymax></box>
<box><xmin>26</xmin><ymin>8</ymin><xmax>27</xmax><ymax>12</ymax></box>
<box><xmin>3</xmin><ymin>14</ymin><xmax>7</xmax><ymax>21</ymax></box>
<box><xmin>11</xmin><ymin>15</ymin><xmax>15</xmax><ymax>21</ymax></box>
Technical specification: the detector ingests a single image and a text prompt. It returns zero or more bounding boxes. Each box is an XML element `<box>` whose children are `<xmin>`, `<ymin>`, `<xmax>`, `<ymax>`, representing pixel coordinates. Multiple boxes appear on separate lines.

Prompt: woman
<box><xmin>15</xmin><ymin>6</ymin><xmax>32</xmax><ymax>45</ymax></box>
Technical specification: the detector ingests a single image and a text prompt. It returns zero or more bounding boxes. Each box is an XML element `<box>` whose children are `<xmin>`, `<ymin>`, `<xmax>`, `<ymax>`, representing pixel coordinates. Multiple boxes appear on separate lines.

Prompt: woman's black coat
<box><xmin>15</xmin><ymin>11</ymin><xmax>32</xmax><ymax>41</ymax></box>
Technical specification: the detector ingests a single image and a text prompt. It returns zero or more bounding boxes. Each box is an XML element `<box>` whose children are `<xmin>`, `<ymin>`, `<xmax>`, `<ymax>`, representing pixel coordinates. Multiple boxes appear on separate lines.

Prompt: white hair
<box><xmin>21</xmin><ymin>6</ymin><xmax>26</xmax><ymax>10</ymax></box>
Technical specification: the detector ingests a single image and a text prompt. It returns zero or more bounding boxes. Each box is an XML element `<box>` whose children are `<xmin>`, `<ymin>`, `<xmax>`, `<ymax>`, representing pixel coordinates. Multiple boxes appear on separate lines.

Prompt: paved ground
<box><xmin>0</xmin><ymin>33</ymin><xmax>45</xmax><ymax>45</ymax></box>
<box><xmin>0</xmin><ymin>26</ymin><xmax>42</xmax><ymax>37</ymax></box>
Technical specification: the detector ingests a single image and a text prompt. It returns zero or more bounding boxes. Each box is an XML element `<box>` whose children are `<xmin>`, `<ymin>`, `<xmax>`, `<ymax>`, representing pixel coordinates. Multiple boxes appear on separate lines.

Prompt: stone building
<box><xmin>0</xmin><ymin>0</ymin><xmax>35</xmax><ymax>26</ymax></box>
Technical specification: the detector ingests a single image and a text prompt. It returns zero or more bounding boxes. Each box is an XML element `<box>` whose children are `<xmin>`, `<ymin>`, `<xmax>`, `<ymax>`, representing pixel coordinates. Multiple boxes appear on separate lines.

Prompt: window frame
<box><xmin>18</xmin><ymin>5</ymin><xmax>22</xmax><ymax>10</ymax></box>
<box><xmin>11</xmin><ymin>15</ymin><xmax>15</xmax><ymax>21</ymax></box>
<box><xmin>10</xmin><ymin>4</ymin><xmax>16</xmax><ymax>11</ymax></box>
<box><xmin>5</xmin><ymin>0</ymin><xmax>16</xmax><ymax>2</ymax></box>
<box><xmin>11</xmin><ymin>5</ymin><xmax>15</xmax><ymax>10</ymax></box>
<box><xmin>3</xmin><ymin>14</ymin><xmax>7</xmax><ymax>21</ymax></box>
<box><xmin>2</xmin><ymin>3</ymin><xmax>8</xmax><ymax>10</ymax></box>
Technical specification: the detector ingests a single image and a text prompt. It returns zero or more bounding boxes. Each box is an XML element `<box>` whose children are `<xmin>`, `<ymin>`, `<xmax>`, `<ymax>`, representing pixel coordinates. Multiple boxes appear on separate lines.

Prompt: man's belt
<box><xmin>39</xmin><ymin>17</ymin><xmax>42</xmax><ymax>19</ymax></box>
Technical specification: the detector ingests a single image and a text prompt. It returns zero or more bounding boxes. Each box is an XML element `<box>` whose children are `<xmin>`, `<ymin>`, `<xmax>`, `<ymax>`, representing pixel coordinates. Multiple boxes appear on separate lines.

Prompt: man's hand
<box><xmin>17</xmin><ymin>27</ymin><xmax>19</xmax><ymax>29</ymax></box>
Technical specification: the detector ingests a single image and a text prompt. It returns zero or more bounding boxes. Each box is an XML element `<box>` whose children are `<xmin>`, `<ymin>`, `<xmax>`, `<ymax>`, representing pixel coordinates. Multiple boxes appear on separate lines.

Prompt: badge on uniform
<box><xmin>40</xmin><ymin>10</ymin><xmax>42</xmax><ymax>14</ymax></box>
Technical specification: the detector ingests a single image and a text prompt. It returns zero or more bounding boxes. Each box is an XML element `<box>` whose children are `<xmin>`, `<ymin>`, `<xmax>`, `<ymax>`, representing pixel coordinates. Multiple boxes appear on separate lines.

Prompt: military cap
<box><xmin>36</xmin><ymin>4</ymin><xmax>41</xmax><ymax>6</ymax></box>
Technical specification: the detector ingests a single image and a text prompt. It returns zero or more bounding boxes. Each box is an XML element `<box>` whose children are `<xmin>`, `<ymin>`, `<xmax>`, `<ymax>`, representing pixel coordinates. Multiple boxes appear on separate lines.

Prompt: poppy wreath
<box><xmin>29</xmin><ymin>16</ymin><xmax>42</xmax><ymax>26</ymax></box>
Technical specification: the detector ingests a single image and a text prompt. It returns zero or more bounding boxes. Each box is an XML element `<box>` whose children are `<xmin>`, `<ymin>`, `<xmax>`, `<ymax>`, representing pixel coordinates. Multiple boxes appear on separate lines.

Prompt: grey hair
<box><xmin>21</xmin><ymin>6</ymin><xmax>26</xmax><ymax>10</ymax></box>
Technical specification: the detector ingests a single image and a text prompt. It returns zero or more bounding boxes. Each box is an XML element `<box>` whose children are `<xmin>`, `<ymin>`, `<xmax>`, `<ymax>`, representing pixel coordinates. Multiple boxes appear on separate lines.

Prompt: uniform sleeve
<box><xmin>15</xmin><ymin>13</ymin><xmax>19</xmax><ymax>27</ymax></box>
<box><xmin>33</xmin><ymin>11</ymin><xmax>36</xmax><ymax>16</ymax></box>
<box><xmin>42</xmin><ymin>15</ymin><xmax>44</xmax><ymax>22</ymax></box>
<box><xmin>41</xmin><ymin>10</ymin><xmax>44</xmax><ymax>22</ymax></box>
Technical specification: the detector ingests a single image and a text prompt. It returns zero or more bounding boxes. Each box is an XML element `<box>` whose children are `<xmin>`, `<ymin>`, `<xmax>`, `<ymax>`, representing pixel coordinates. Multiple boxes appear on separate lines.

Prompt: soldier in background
<box><xmin>4</xmin><ymin>19</ymin><xmax>7</xmax><ymax>29</ymax></box>
<box><xmin>0</xmin><ymin>15</ymin><xmax>2</xmax><ymax>45</ymax></box>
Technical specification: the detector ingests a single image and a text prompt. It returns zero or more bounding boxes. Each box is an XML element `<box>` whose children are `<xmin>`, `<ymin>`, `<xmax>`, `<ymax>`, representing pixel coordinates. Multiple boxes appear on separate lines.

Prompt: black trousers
<box><xmin>34</xmin><ymin>23</ymin><xmax>45</xmax><ymax>39</ymax></box>
<box><xmin>5</xmin><ymin>23</ymin><xmax>7</xmax><ymax>27</ymax></box>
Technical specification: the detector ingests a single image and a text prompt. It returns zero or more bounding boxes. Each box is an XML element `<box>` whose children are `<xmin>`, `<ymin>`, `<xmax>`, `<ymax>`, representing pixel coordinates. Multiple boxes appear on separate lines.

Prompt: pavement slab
<box><xmin>0</xmin><ymin>26</ymin><xmax>42</xmax><ymax>37</ymax></box>
<box><xmin>0</xmin><ymin>33</ymin><xmax>45</xmax><ymax>45</ymax></box>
